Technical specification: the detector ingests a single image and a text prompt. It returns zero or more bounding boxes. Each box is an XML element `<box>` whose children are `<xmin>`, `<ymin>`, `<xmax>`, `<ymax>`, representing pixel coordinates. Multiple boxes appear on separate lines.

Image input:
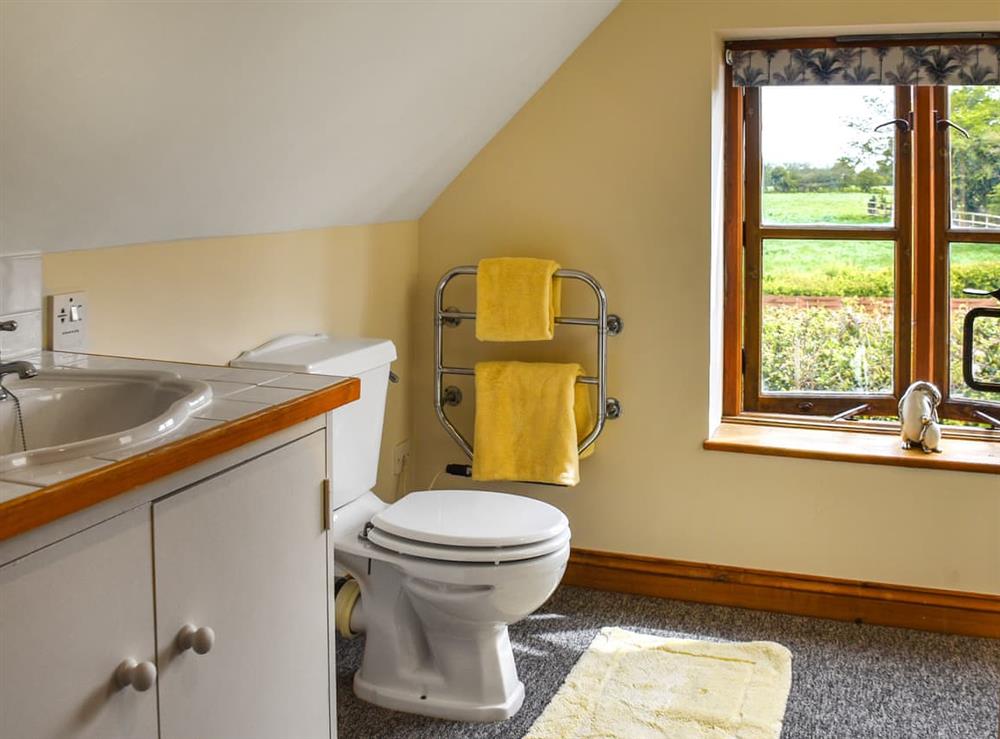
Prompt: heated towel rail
<box><xmin>435</xmin><ymin>265</ymin><xmax>622</xmax><ymax>459</ymax></box>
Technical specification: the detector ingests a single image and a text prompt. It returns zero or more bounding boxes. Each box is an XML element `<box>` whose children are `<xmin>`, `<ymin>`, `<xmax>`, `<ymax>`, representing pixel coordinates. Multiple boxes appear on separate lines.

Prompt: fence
<box><xmin>866</xmin><ymin>195</ymin><xmax>892</xmax><ymax>217</ymax></box>
<box><xmin>862</xmin><ymin>202</ymin><xmax>1000</xmax><ymax>229</ymax></box>
<box><xmin>954</xmin><ymin>210</ymin><xmax>1000</xmax><ymax>229</ymax></box>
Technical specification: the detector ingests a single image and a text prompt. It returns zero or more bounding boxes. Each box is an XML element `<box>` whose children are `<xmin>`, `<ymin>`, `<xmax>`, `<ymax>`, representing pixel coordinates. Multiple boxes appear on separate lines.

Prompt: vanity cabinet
<box><xmin>154</xmin><ymin>430</ymin><xmax>330</xmax><ymax>739</ymax></box>
<box><xmin>0</xmin><ymin>427</ymin><xmax>333</xmax><ymax>739</ymax></box>
<box><xmin>0</xmin><ymin>505</ymin><xmax>158</xmax><ymax>739</ymax></box>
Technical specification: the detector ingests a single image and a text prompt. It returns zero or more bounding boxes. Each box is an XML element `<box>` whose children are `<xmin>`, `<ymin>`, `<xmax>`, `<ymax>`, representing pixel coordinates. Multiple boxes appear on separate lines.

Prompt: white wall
<box><xmin>1</xmin><ymin>0</ymin><xmax>615</xmax><ymax>255</ymax></box>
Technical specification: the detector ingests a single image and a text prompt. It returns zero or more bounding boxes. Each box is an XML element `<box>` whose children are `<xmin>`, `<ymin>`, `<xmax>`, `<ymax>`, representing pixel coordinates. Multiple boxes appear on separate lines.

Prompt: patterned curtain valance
<box><xmin>728</xmin><ymin>44</ymin><xmax>1000</xmax><ymax>87</ymax></box>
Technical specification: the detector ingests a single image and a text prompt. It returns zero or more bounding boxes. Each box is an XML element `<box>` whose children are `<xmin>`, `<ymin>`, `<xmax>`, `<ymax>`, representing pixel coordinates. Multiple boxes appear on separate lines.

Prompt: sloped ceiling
<box><xmin>0</xmin><ymin>1</ymin><xmax>617</xmax><ymax>254</ymax></box>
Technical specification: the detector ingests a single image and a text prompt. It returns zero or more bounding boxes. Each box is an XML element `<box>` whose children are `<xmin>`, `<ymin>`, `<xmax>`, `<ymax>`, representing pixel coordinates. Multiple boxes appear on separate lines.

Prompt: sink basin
<box><xmin>0</xmin><ymin>369</ymin><xmax>213</xmax><ymax>469</ymax></box>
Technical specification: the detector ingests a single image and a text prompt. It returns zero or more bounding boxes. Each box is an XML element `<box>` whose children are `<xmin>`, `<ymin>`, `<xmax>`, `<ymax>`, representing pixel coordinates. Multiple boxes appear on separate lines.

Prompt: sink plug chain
<box><xmin>1</xmin><ymin>382</ymin><xmax>28</xmax><ymax>452</ymax></box>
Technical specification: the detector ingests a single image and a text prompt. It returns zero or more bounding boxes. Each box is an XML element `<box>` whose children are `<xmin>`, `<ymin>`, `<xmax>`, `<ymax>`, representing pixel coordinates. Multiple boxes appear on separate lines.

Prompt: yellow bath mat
<box><xmin>475</xmin><ymin>257</ymin><xmax>561</xmax><ymax>341</ymax></box>
<box><xmin>525</xmin><ymin>627</ymin><xmax>792</xmax><ymax>739</ymax></box>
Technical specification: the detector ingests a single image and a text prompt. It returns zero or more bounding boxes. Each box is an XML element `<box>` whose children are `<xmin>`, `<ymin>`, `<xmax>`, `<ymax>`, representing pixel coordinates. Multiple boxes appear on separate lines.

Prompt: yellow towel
<box><xmin>472</xmin><ymin>361</ymin><xmax>594</xmax><ymax>486</ymax></box>
<box><xmin>476</xmin><ymin>257</ymin><xmax>561</xmax><ymax>341</ymax></box>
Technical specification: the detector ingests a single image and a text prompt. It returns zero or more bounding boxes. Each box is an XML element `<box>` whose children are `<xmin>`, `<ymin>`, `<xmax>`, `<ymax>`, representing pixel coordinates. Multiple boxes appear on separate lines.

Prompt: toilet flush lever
<box><xmin>359</xmin><ymin>522</ymin><xmax>375</xmax><ymax>541</ymax></box>
<box><xmin>389</xmin><ymin>371</ymin><xmax>399</xmax><ymax>384</ymax></box>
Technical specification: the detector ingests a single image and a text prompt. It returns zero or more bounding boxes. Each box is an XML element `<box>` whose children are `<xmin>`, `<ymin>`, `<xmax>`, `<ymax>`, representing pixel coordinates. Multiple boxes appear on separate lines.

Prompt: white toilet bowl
<box><xmin>333</xmin><ymin>490</ymin><xmax>571</xmax><ymax>721</ymax></box>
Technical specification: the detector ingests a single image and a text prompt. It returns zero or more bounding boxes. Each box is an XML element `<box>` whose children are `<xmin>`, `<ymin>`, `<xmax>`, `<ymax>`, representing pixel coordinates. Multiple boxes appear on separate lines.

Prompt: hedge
<box><xmin>762</xmin><ymin>302</ymin><xmax>1000</xmax><ymax>397</ymax></box>
<box><xmin>762</xmin><ymin>301</ymin><xmax>893</xmax><ymax>393</ymax></box>
<box><xmin>763</xmin><ymin>263</ymin><xmax>1000</xmax><ymax>299</ymax></box>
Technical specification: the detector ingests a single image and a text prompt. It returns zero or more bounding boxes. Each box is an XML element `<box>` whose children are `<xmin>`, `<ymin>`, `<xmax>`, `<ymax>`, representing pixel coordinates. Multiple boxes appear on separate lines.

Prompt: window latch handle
<box><xmin>874</xmin><ymin>116</ymin><xmax>911</xmax><ymax>134</ymax></box>
<box><xmin>935</xmin><ymin>115</ymin><xmax>970</xmax><ymax>139</ymax></box>
<box><xmin>963</xmin><ymin>286</ymin><xmax>1000</xmax><ymax>303</ymax></box>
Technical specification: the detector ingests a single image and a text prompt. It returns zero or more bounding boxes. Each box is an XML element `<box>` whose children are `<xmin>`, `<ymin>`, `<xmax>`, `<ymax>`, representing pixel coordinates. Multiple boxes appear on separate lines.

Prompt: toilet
<box><xmin>231</xmin><ymin>334</ymin><xmax>571</xmax><ymax>722</ymax></box>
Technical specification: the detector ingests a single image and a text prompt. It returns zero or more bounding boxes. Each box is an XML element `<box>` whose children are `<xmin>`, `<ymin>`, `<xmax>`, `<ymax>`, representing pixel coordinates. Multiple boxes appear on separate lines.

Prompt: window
<box><xmin>724</xmin><ymin>40</ymin><xmax>1000</xmax><ymax>431</ymax></box>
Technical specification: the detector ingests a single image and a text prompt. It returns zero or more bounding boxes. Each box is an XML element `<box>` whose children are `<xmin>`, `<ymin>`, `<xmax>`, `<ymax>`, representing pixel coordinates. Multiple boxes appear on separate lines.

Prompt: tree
<box><xmin>855</xmin><ymin>169</ymin><xmax>881</xmax><ymax>193</ymax></box>
<box><xmin>843</xmin><ymin>92</ymin><xmax>895</xmax><ymax>179</ymax></box>
<box><xmin>767</xmin><ymin>165</ymin><xmax>792</xmax><ymax>192</ymax></box>
<box><xmin>989</xmin><ymin>184</ymin><xmax>1000</xmax><ymax>213</ymax></box>
<box><xmin>831</xmin><ymin>157</ymin><xmax>857</xmax><ymax>189</ymax></box>
<box><xmin>950</xmin><ymin>86</ymin><xmax>1000</xmax><ymax>216</ymax></box>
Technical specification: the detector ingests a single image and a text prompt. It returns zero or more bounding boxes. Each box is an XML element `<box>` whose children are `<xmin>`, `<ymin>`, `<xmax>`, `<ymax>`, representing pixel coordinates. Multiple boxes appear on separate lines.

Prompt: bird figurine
<box><xmin>898</xmin><ymin>381</ymin><xmax>942</xmax><ymax>453</ymax></box>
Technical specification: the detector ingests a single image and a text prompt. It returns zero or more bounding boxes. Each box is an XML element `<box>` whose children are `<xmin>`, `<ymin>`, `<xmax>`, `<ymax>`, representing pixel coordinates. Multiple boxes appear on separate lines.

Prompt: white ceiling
<box><xmin>0</xmin><ymin>0</ymin><xmax>616</xmax><ymax>254</ymax></box>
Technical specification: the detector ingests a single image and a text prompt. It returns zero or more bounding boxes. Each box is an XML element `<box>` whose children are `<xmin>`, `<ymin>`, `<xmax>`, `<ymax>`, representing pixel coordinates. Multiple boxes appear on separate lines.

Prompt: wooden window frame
<box><xmin>723</xmin><ymin>62</ymin><xmax>1000</xmax><ymax>428</ymax></box>
<box><xmin>932</xmin><ymin>86</ymin><xmax>1000</xmax><ymax>425</ymax></box>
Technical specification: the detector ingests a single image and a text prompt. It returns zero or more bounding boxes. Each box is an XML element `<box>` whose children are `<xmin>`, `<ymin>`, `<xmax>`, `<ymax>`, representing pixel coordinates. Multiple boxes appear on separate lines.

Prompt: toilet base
<box><xmin>332</xmin><ymin>492</ymin><xmax>570</xmax><ymax>723</ymax></box>
<box><xmin>348</xmin><ymin>565</ymin><xmax>528</xmax><ymax>722</ymax></box>
<box><xmin>339</xmin><ymin>554</ymin><xmax>532</xmax><ymax>722</ymax></box>
<box><xmin>353</xmin><ymin>673</ymin><xmax>525</xmax><ymax>722</ymax></box>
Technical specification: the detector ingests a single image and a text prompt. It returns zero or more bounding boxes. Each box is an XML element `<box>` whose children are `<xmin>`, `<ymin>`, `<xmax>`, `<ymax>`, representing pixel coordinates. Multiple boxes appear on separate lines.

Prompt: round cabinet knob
<box><xmin>114</xmin><ymin>658</ymin><xmax>157</xmax><ymax>691</ymax></box>
<box><xmin>176</xmin><ymin>623</ymin><xmax>215</xmax><ymax>655</ymax></box>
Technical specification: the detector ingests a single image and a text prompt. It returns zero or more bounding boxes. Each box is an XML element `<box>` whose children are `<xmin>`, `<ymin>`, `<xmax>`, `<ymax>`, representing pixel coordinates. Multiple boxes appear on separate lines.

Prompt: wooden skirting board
<box><xmin>563</xmin><ymin>548</ymin><xmax>1000</xmax><ymax>639</ymax></box>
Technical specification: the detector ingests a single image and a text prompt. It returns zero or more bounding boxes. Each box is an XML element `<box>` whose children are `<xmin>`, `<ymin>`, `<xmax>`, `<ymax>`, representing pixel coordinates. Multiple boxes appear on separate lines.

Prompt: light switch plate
<box><xmin>47</xmin><ymin>292</ymin><xmax>88</xmax><ymax>352</ymax></box>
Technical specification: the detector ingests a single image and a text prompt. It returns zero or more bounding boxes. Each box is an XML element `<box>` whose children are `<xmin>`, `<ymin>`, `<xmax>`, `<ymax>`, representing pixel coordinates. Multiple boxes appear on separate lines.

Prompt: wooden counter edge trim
<box><xmin>563</xmin><ymin>548</ymin><xmax>1000</xmax><ymax>639</ymax></box>
<box><xmin>703</xmin><ymin>423</ymin><xmax>1000</xmax><ymax>475</ymax></box>
<box><xmin>0</xmin><ymin>378</ymin><xmax>360</xmax><ymax>542</ymax></box>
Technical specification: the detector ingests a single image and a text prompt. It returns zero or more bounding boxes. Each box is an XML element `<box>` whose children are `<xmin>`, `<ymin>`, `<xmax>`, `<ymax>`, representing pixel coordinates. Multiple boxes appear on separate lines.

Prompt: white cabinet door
<box><xmin>154</xmin><ymin>431</ymin><xmax>331</xmax><ymax>739</ymax></box>
<box><xmin>0</xmin><ymin>506</ymin><xmax>158</xmax><ymax>739</ymax></box>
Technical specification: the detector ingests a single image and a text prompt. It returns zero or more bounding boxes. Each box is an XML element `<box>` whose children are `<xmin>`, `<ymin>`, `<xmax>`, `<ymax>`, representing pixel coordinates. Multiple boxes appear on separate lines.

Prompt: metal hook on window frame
<box><xmin>829</xmin><ymin>403</ymin><xmax>870</xmax><ymax>423</ymax></box>
<box><xmin>874</xmin><ymin>112</ymin><xmax>913</xmax><ymax>134</ymax></box>
<box><xmin>935</xmin><ymin>113</ymin><xmax>970</xmax><ymax>139</ymax></box>
<box><xmin>973</xmin><ymin>410</ymin><xmax>1000</xmax><ymax>430</ymax></box>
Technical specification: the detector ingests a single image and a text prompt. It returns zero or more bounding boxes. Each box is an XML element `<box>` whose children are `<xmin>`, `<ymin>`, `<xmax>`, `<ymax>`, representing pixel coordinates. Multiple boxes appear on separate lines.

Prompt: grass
<box><xmin>763</xmin><ymin>191</ymin><xmax>891</xmax><ymax>226</ymax></box>
<box><xmin>761</xmin><ymin>194</ymin><xmax>1000</xmax><ymax>298</ymax></box>
<box><xmin>765</xmin><ymin>239</ymin><xmax>894</xmax><ymax>275</ymax></box>
<box><xmin>765</xmin><ymin>240</ymin><xmax>998</xmax><ymax>276</ymax></box>
<box><xmin>764</xmin><ymin>241</ymin><xmax>1000</xmax><ymax>298</ymax></box>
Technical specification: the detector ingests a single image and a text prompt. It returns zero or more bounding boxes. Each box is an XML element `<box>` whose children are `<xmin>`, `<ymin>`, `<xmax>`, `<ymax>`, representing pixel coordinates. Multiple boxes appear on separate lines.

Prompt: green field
<box><xmin>764</xmin><ymin>240</ymin><xmax>1000</xmax><ymax>297</ymax></box>
<box><xmin>763</xmin><ymin>191</ymin><xmax>891</xmax><ymax>226</ymax></box>
<box><xmin>761</xmin><ymin>193</ymin><xmax>1000</xmax><ymax>297</ymax></box>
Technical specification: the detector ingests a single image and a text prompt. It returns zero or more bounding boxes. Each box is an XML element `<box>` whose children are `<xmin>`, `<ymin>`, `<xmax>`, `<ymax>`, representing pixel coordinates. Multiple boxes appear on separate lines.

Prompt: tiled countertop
<box><xmin>0</xmin><ymin>352</ymin><xmax>360</xmax><ymax>539</ymax></box>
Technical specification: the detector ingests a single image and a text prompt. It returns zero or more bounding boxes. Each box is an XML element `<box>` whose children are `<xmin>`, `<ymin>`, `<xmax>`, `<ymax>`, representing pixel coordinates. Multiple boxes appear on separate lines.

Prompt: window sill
<box><xmin>704</xmin><ymin>420</ymin><xmax>1000</xmax><ymax>475</ymax></box>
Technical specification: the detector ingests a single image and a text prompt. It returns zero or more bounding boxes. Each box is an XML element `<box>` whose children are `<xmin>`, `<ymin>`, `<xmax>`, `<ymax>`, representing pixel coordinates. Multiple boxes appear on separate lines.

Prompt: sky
<box><xmin>761</xmin><ymin>86</ymin><xmax>895</xmax><ymax>168</ymax></box>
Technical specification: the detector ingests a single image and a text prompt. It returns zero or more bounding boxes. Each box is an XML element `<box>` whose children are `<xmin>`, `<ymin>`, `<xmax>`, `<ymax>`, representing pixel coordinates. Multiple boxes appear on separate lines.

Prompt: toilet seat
<box><xmin>370</xmin><ymin>490</ymin><xmax>569</xmax><ymax>547</ymax></box>
<box><xmin>365</xmin><ymin>526</ymin><xmax>570</xmax><ymax>563</ymax></box>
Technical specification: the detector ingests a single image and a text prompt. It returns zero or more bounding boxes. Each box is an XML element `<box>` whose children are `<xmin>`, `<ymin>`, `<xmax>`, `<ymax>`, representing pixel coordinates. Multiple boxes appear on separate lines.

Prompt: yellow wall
<box><xmin>416</xmin><ymin>1</ymin><xmax>1000</xmax><ymax>593</ymax></box>
<box><xmin>43</xmin><ymin>222</ymin><xmax>419</xmax><ymax>500</ymax></box>
<box><xmin>36</xmin><ymin>0</ymin><xmax>1000</xmax><ymax>593</ymax></box>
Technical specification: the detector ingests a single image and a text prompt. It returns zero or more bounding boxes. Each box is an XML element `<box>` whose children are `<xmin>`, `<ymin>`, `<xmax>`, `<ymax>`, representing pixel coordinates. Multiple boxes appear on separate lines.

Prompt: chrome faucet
<box><xmin>0</xmin><ymin>319</ymin><xmax>38</xmax><ymax>397</ymax></box>
<box><xmin>0</xmin><ymin>362</ymin><xmax>37</xmax><ymax>400</ymax></box>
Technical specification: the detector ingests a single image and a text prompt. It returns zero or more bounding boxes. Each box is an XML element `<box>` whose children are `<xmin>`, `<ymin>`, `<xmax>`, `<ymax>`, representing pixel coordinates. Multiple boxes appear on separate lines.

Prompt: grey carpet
<box><xmin>336</xmin><ymin>585</ymin><xmax>1000</xmax><ymax>739</ymax></box>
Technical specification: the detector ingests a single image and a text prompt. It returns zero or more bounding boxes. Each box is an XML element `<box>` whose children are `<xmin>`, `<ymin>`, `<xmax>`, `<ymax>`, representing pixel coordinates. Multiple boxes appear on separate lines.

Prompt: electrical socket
<box><xmin>393</xmin><ymin>440</ymin><xmax>411</xmax><ymax>475</ymax></box>
<box><xmin>47</xmin><ymin>291</ymin><xmax>88</xmax><ymax>352</ymax></box>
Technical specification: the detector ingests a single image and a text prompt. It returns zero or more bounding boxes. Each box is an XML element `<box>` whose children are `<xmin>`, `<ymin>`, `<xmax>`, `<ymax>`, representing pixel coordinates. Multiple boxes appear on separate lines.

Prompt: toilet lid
<box><xmin>365</xmin><ymin>526</ymin><xmax>570</xmax><ymax>563</ymax></box>
<box><xmin>370</xmin><ymin>490</ymin><xmax>569</xmax><ymax>547</ymax></box>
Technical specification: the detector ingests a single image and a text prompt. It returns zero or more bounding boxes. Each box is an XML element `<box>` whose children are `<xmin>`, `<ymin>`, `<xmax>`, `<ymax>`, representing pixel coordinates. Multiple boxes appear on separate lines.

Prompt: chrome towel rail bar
<box><xmin>434</xmin><ymin>265</ymin><xmax>622</xmax><ymax>459</ymax></box>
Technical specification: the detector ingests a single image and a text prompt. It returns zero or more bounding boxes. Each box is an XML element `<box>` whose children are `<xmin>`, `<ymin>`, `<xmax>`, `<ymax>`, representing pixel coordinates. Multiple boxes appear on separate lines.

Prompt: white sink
<box><xmin>0</xmin><ymin>369</ymin><xmax>213</xmax><ymax>468</ymax></box>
